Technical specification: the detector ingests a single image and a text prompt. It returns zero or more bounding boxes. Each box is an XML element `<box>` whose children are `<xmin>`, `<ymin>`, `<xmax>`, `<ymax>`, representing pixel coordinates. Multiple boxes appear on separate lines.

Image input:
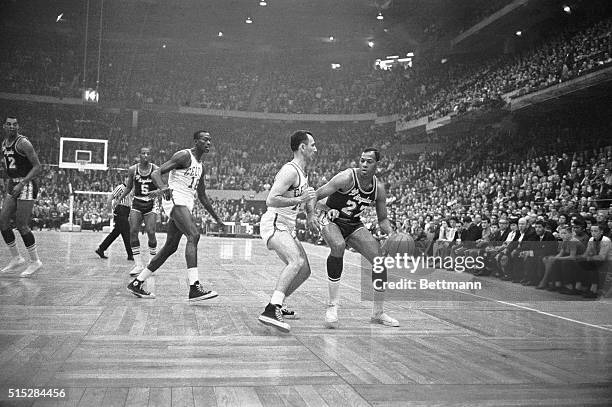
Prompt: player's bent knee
<box><xmin>186</xmin><ymin>233</ymin><xmax>200</xmax><ymax>245</ymax></box>
<box><xmin>289</xmin><ymin>256</ymin><xmax>306</xmax><ymax>271</ymax></box>
<box><xmin>329</xmin><ymin>239</ymin><xmax>346</xmax><ymax>255</ymax></box>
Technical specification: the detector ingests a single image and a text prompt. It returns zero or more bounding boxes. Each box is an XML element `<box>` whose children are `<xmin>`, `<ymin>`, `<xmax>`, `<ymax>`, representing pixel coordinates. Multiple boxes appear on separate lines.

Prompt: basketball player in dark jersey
<box><xmin>314</xmin><ymin>148</ymin><xmax>398</xmax><ymax>328</ymax></box>
<box><xmin>117</xmin><ymin>147</ymin><xmax>160</xmax><ymax>276</ymax></box>
<box><xmin>1</xmin><ymin>115</ymin><xmax>43</xmax><ymax>277</ymax></box>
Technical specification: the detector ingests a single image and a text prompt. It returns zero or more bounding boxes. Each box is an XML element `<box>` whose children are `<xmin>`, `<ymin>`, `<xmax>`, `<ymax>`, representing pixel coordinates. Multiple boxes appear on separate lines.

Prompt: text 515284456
<box><xmin>8</xmin><ymin>388</ymin><xmax>66</xmax><ymax>398</ymax></box>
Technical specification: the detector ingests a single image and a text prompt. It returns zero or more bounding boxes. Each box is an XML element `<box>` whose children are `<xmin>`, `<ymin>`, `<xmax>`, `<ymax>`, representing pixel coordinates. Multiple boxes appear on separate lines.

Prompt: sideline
<box><xmin>306</xmin><ymin>246</ymin><xmax>612</xmax><ymax>333</ymax></box>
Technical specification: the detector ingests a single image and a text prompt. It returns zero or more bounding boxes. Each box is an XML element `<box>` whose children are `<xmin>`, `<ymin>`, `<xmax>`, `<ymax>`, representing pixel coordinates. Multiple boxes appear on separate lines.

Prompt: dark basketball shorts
<box><xmin>331</xmin><ymin>218</ymin><xmax>366</xmax><ymax>240</ymax></box>
<box><xmin>131</xmin><ymin>198</ymin><xmax>155</xmax><ymax>215</ymax></box>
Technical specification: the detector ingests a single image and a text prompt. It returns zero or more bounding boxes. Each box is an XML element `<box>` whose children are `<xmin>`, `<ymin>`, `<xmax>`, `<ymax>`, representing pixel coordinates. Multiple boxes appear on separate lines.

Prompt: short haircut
<box><xmin>290</xmin><ymin>130</ymin><xmax>312</xmax><ymax>152</ymax></box>
<box><xmin>534</xmin><ymin>220</ymin><xmax>545</xmax><ymax>227</ymax></box>
<box><xmin>5</xmin><ymin>115</ymin><xmax>17</xmax><ymax>122</ymax></box>
<box><xmin>193</xmin><ymin>130</ymin><xmax>209</xmax><ymax>140</ymax></box>
<box><xmin>363</xmin><ymin>147</ymin><xmax>381</xmax><ymax>161</ymax></box>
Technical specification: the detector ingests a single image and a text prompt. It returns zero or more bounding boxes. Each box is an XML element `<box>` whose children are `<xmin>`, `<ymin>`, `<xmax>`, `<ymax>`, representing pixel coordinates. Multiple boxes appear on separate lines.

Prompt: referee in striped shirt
<box><xmin>95</xmin><ymin>182</ymin><xmax>134</xmax><ymax>260</ymax></box>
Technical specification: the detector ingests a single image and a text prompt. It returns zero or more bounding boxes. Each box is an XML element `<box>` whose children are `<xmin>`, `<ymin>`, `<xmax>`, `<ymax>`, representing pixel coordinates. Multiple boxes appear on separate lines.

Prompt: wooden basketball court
<box><xmin>1</xmin><ymin>231</ymin><xmax>610</xmax><ymax>406</ymax></box>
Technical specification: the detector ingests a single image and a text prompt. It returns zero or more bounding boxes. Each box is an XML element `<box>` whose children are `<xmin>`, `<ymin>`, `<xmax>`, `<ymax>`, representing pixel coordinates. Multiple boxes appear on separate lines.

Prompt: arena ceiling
<box><xmin>2</xmin><ymin>0</ymin><xmax>491</xmax><ymax>57</ymax></box>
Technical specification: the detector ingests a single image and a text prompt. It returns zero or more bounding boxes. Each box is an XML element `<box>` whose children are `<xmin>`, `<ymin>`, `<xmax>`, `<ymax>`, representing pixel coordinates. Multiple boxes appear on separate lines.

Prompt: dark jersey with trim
<box><xmin>2</xmin><ymin>135</ymin><xmax>33</xmax><ymax>178</ymax></box>
<box><xmin>133</xmin><ymin>163</ymin><xmax>158</xmax><ymax>201</ymax></box>
<box><xmin>326</xmin><ymin>169</ymin><xmax>378</xmax><ymax>223</ymax></box>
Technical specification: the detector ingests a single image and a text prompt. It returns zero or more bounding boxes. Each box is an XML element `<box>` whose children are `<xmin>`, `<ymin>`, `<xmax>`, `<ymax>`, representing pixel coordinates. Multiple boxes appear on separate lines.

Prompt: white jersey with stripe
<box><xmin>168</xmin><ymin>149</ymin><xmax>203</xmax><ymax>207</ymax></box>
<box><xmin>265</xmin><ymin>161</ymin><xmax>309</xmax><ymax>226</ymax></box>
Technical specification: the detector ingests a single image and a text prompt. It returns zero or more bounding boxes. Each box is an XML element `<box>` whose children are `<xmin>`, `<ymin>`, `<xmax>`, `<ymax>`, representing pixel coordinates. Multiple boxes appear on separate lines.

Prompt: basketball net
<box><xmin>76</xmin><ymin>160</ymin><xmax>88</xmax><ymax>173</ymax></box>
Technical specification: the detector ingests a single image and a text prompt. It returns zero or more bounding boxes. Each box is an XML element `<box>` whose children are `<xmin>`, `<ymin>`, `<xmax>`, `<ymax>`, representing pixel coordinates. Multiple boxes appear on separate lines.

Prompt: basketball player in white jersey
<box><xmin>116</xmin><ymin>147</ymin><xmax>160</xmax><ymax>276</ymax></box>
<box><xmin>258</xmin><ymin>130</ymin><xmax>318</xmax><ymax>332</ymax></box>
<box><xmin>127</xmin><ymin>131</ymin><xmax>225</xmax><ymax>301</ymax></box>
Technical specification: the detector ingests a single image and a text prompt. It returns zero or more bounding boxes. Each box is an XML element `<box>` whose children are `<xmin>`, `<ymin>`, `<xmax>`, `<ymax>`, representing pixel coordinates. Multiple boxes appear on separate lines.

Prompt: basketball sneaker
<box><xmin>20</xmin><ymin>260</ymin><xmax>43</xmax><ymax>278</ymax></box>
<box><xmin>127</xmin><ymin>279</ymin><xmax>155</xmax><ymax>299</ymax></box>
<box><xmin>325</xmin><ymin>304</ymin><xmax>339</xmax><ymax>329</ymax></box>
<box><xmin>129</xmin><ymin>265</ymin><xmax>143</xmax><ymax>277</ymax></box>
<box><xmin>1</xmin><ymin>256</ymin><xmax>26</xmax><ymax>272</ymax></box>
<box><xmin>258</xmin><ymin>303</ymin><xmax>290</xmax><ymax>333</ymax></box>
<box><xmin>188</xmin><ymin>281</ymin><xmax>218</xmax><ymax>302</ymax></box>
<box><xmin>371</xmin><ymin>312</ymin><xmax>399</xmax><ymax>327</ymax></box>
<box><xmin>281</xmin><ymin>307</ymin><xmax>296</xmax><ymax>319</ymax></box>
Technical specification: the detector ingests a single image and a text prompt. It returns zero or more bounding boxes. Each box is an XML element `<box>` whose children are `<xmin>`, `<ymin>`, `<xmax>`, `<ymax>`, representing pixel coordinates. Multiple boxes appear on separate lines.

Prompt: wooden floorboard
<box><xmin>1</xmin><ymin>232</ymin><xmax>611</xmax><ymax>406</ymax></box>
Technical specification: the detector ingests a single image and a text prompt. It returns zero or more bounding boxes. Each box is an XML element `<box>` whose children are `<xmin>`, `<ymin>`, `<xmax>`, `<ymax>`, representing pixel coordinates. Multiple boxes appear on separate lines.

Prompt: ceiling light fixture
<box><xmin>259</xmin><ymin>1</ymin><xmax>267</xmax><ymax>6</ymax></box>
<box><xmin>377</xmin><ymin>12</ymin><xmax>384</xmax><ymax>20</ymax></box>
<box><xmin>515</xmin><ymin>30</ymin><xmax>522</xmax><ymax>36</ymax></box>
<box><xmin>563</xmin><ymin>5</ymin><xmax>571</xmax><ymax>13</ymax></box>
<box><xmin>329</xmin><ymin>36</ymin><xmax>334</xmax><ymax>41</ymax></box>
<box><xmin>368</xmin><ymin>41</ymin><xmax>375</xmax><ymax>48</ymax></box>
<box><xmin>246</xmin><ymin>17</ymin><xmax>253</xmax><ymax>24</ymax></box>
<box><xmin>218</xmin><ymin>31</ymin><xmax>223</xmax><ymax>37</ymax></box>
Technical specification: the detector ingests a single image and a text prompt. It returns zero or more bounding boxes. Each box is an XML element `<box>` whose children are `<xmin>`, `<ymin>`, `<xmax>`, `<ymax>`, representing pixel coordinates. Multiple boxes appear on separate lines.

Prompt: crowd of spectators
<box><xmin>382</xmin><ymin>17</ymin><xmax>612</xmax><ymax>121</ymax></box>
<box><xmin>2</xmin><ymin>15</ymin><xmax>609</xmax><ymax>119</ymax></box>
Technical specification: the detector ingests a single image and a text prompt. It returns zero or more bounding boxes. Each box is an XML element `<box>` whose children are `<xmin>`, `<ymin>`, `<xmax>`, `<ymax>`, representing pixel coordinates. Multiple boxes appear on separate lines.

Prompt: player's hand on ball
<box><xmin>299</xmin><ymin>187</ymin><xmax>316</xmax><ymax>203</ymax></box>
<box><xmin>327</xmin><ymin>208</ymin><xmax>340</xmax><ymax>221</ymax></box>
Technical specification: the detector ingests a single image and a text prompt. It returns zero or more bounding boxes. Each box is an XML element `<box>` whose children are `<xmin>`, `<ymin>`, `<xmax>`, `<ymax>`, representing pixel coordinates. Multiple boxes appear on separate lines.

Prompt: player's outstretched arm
<box><xmin>374</xmin><ymin>182</ymin><xmax>394</xmax><ymax>236</ymax></box>
<box><xmin>314</xmin><ymin>169</ymin><xmax>352</xmax><ymax>201</ymax></box>
<box><xmin>266</xmin><ymin>165</ymin><xmax>314</xmax><ymax>208</ymax></box>
<box><xmin>10</xmin><ymin>138</ymin><xmax>41</xmax><ymax>198</ymax></box>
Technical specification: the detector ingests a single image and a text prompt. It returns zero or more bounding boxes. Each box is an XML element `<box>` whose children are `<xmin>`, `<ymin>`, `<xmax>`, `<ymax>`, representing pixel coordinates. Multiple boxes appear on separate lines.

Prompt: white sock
<box><xmin>372</xmin><ymin>290</ymin><xmax>384</xmax><ymax>315</ymax></box>
<box><xmin>270</xmin><ymin>290</ymin><xmax>285</xmax><ymax>306</ymax></box>
<box><xmin>149</xmin><ymin>245</ymin><xmax>157</xmax><ymax>256</ymax></box>
<box><xmin>7</xmin><ymin>241</ymin><xmax>19</xmax><ymax>258</ymax></box>
<box><xmin>26</xmin><ymin>243</ymin><xmax>40</xmax><ymax>262</ymax></box>
<box><xmin>187</xmin><ymin>267</ymin><xmax>199</xmax><ymax>285</ymax></box>
<box><xmin>328</xmin><ymin>280</ymin><xmax>340</xmax><ymax>306</ymax></box>
<box><xmin>138</xmin><ymin>267</ymin><xmax>153</xmax><ymax>282</ymax></box>
<box><xmin>133</xmin><ymin>247</ymin><xmax>142</xmax><ymax>267</ymax></box>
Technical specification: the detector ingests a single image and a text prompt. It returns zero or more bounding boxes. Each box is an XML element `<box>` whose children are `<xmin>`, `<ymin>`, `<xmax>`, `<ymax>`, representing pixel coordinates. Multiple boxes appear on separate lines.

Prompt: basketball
<box><xmin>383</xmin><ymin>232</ymin><xmax>415</xmax><ymax>257</ymax></box>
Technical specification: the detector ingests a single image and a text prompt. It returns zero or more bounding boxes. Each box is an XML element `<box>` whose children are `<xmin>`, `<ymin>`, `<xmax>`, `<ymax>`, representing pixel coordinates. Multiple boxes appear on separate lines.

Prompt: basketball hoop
<box><xmin>76</xmin><ymin>160</ymin><xmax>88</xmax><ymax>172</ymax></box>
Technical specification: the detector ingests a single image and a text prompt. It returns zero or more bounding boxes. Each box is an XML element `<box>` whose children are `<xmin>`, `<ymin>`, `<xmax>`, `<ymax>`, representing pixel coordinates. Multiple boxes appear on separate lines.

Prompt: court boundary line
<box><xmin>306</xmin><ymin>248</ymin><xmax>612</xmax><ymax>333</ymax></box>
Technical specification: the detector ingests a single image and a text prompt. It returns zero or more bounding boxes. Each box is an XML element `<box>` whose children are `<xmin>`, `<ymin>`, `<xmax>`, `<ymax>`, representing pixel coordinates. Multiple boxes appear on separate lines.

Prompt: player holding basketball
<box><xmin>315</xmin><ymin>147</ymin><xmax>399</xmax><ymax>328</ymax></box>
<box><xmin>1</xmin><ymin>115</ymin><xmax>43</xmax><ymax>277</ymax></box>
<box><xmin>257</xmin><ymin>130</ymin><xmax>317</xmax><ymax>333</ymax></box>
<box><xmin>116</xmin><ymin>147</ymin><xmax>159</xmax><ymax>276</ymax></box>
<box><xmin>127</xmin><ymin>131</ymin><xmax>225</xmax><ymax>301</ymax></box>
